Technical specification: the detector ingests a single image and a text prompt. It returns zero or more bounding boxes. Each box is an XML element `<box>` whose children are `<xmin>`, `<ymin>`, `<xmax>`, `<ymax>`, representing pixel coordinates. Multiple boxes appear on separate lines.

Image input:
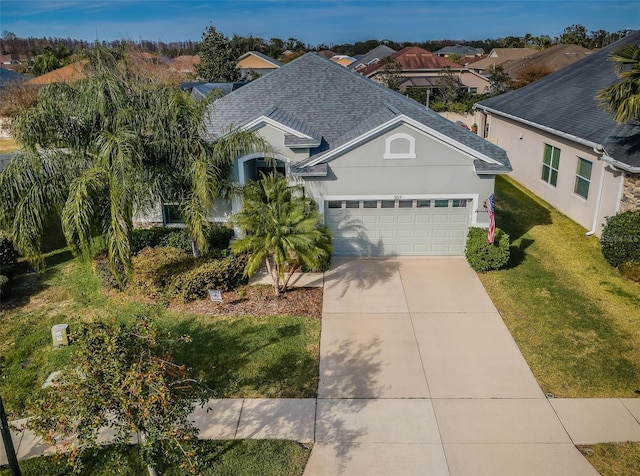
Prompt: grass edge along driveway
<box><xmin>479</xmin><ymin>175</ymin><xmax>640</xmax><ymax>398</ymax></box>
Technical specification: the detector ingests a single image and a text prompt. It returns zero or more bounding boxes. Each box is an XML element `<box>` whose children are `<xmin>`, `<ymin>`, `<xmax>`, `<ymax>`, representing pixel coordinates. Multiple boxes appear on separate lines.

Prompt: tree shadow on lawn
<box><xmin>167</xmin><ymin>318</ymin><xmax>318</xmax><ymax>399</ymax></box>
<box><xmin>495</xmin><ymin>176</ymin><xmax>552</xmax><ymax>243</ymax></box>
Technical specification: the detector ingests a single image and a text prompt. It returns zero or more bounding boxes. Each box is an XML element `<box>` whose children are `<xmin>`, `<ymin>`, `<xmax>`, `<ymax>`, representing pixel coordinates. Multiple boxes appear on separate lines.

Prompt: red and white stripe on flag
<box><xmin>485</xmin><ymin>194</ymin><xmax>496</xmax><ymax>244</ymax></box>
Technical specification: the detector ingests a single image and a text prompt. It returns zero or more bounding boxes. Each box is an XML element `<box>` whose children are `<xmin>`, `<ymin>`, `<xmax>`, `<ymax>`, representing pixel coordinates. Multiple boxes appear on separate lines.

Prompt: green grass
<box><xmin>479</xmin><ymin>176</ymin><xmax>640</xmax><ymax>397</ymax></box>
<box><xmin>0</xmin><ymin>252</ymin><xmax>320</xmax><ymax>418</ymax></box>
<box><xmin>0</xmin><ymin>440</ymin><xmax>311</xmax><ymax>476</ymax></box>
<box><xmin>579</xmin><ymin>443</ymin><xmax>640</xmax><ymax>476</ymax></box>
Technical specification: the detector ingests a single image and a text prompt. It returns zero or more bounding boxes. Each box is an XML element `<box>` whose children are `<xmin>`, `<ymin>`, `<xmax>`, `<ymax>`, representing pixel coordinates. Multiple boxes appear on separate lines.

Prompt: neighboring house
<box><xmin>0</xmin><ymin>54</ymin><xmax>25</xmax><ymax>72</ymax></box>
<box><xmin>0</xmin><ymin>68</ymin><xmax>27</xmax><ymax>87</ymax></box>
<box><xmin>360</xmin><ymin>46</ymin><xmax>490</xmax><ymax>94</ymax></box>
<box><xmin>139</xmin><ymin>53</ymin><xmax>512</xmax><ymax>257</ymax></box>
<box><xmin>502</xmin><ymin>44</ymin><xmax>592</xmax><ymax>81</ymax></box>
<box><xmin>349</xmin><ymin>45</ymin><xmax>396</xmax><ymax>71</ymax></box>
<box><xmin>434</xmin><ymin>45</ymin><xmax>485</xmax><ymax>59</ymax></box>
<box><xmin>180</xmin><ymin>81</ymin><xmax>248</xmax><ymax>100</ymax></box>
<box><xmin>237</xmin><ymin>51</ymin><xmax>283</xmax><ymax>79</ymax></box>
<box><xmin>330</xmin><ymin>55</ymin><xmax>357</xmax><ymax>67</ymax></box>
<box><xmin>468</xmin><ymin>48</ymin><xmax>539</xmax><ymax>73</ymax></box>
<box><xmin>0</xmin><ymin>68</ymin><xmax>29</xmax><ymax>137</ymax></box>
<box><xmin>24</xmin><ymin>61</ymin><xmax>86</xmax><ymax>85</ymax></box>
<box><xmin>169</xmin><ymin>55</ymin><xmax>201</xmax><ymax>74</ymax></box>
<box><xmin>474</xmin><ymin>32</ymin><xmax>640</xmax><ymax>237</ymax></box>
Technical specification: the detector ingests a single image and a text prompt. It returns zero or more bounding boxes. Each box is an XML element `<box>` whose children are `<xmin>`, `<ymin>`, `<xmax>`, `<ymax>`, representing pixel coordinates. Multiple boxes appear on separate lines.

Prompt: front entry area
<box><xmin>324</xmin><ymin>198</ymin><xmax>472</xmax><ymax>256</ymax></box>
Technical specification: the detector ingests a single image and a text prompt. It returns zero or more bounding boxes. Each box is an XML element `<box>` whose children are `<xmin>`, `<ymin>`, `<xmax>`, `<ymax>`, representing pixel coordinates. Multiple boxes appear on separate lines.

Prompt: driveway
<box><xmin>304</xmin><ymin>257</ymin><xmax>599</xmax><ymax>476</ymax></box>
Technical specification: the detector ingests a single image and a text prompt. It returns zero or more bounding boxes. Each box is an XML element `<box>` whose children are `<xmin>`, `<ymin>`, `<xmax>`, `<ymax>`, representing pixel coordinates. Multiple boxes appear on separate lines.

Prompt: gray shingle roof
<box><xmin>205</xmin><ymin>52</ymin><xmax>511</xmax><ymax>173</ymax></box>
<box><xmin>348</xmin><ymin>45</ymin><xmax>396</xmax><ymax>70</ymax></box>
<box><xmin>476</xmin><ymin>32</ymin><xmax>640</xmax><ymax>170</ymax></box>
<box><xmin>435</xmin><ymin>45</ymin><xmax>485</xmax><ymax>56</ymax></box>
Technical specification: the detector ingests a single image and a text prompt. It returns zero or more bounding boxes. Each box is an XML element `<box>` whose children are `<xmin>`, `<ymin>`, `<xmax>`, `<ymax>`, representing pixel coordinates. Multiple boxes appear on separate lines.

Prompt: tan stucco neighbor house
<box><xmin>140</xmin><ymin>53</ymin><xmax>511</xmax><ymax>256</ymax></box>
<box><xmin>474</xmin><ymin>32</ymin><xmax>640</xmax><ymax>237</ymax></box>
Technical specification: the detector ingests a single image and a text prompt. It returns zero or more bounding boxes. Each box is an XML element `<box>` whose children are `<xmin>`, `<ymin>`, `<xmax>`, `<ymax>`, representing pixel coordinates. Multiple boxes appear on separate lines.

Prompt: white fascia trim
<box><xmin>243</xmin><ymin>116</ymin><xmax>313</xmax><ymax>140</ymax></box>
<box><xmin>305</xmin><ymin>114</ymin><xmax>502</xmax><ymax>167</ymax></box>
<box><xmin>319</xmin><ymin>193</ymin><xmax>482</xmax><ymax>226</ymax></box>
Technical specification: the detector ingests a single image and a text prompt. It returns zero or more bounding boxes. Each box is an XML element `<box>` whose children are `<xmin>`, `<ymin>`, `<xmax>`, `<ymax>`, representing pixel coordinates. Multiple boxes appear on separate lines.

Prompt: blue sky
<box><xmin>1</xmin><ymin>1</ymin><xmax>638</xmax><ymax>46</ymax></box>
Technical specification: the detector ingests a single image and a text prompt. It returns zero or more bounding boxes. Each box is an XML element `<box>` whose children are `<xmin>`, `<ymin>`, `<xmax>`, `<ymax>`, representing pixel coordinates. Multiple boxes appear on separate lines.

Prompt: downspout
<box><xmin>586</xmin><ymin>148</ymin><xmax>625</xmax><ymax>236</ymax></box>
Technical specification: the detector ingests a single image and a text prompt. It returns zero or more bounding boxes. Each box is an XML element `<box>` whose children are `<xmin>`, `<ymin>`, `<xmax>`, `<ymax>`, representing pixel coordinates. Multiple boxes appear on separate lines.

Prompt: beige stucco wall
<box><xmin>476</xmin><ymin>111</ymin><xmax>624</xmax><ymax>236</ymax></box>
<box><xmin>237</xmin><ymin>55</ymin><xmax>277</xmax><ymax>70</ymax></box>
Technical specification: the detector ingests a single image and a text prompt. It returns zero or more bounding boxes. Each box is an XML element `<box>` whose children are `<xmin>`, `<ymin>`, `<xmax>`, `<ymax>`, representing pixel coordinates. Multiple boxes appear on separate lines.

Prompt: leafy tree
<box><xmin>513</xmin><ymin>64</ymin><xmax>552</xmax><ymax>88</ymax></box>
<box><xmin>488</xmin><ymin>65</ymin><xmax>511</xmax><ymax>94</ymax></box>
<box><xmin>448</xmin><ymin>53</ymin><xmax>461</xmax><ymax>64</ymax></box>
<box><xmin>26</xmin><ymin>44</ymin><xmax>72</xmax><ymax>76</ymax></box>
<box><xmin>559</xmin><ymin>24</ymin><xmax>590</xmax><ymax>48</ymax></box>
<box><xmin>436</xmin><ymin>66</ymin><xmax>461</xmax><ymax>109</ymax></box>
<box><xmin>231</xmin><ymin>172</ymin><xmax>331</xmax><ymax>296</ymax></box>
<box><xmin>597</xmin><ymin>43</ymin><xmax>640</xmax><ymax>123</ymax></box>
<box><xmin>377</xmin><ymin>56</ymin><xmax>404</xmax><ymax>91</ymax></box>
<box><xmin>502</xmin><ymin>36</ymin><xmax>524</xmax><ymax>48</ymax></box>
<box><xmin>0</xmin><ymin>46</ymin><xmax>266</xmax><ymax>286</ymax></box>
<box><xmin>195</xmin><ymin>24</ymin><xmax>240</xmax><ymax>82</ymax></box>
<box><xmin>533</xmin><ymin>35</ymin><xmax>554</xmax><ymax>51</ymax></box>
<box><xmin>28</xmin><ymin>313</ymin><xmax>203</xmax><ymax>474</ymax></box>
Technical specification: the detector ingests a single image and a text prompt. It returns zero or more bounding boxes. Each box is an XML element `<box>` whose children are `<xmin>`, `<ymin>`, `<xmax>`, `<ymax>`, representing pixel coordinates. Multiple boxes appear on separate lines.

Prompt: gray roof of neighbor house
<box><xmin>348</xmin><ymin>45</ymin><xmax>396</xmax><ymax>70</ymax></box>
<box><xmin>435</xmin><ymin>45</ymin><xmax>485</xmax><ymax>57</ymax></box>
<box><xmin>0</xmin><ymin>68</ymin><xmax>28</xmax><ymax>86</ymax></box>
<box><xmin>476</xmin><ymin>32</ymin><xmax>640</xmax><ymax>171</ymax></box>
<box><xmin>205</xmin><ymin>53</ymin><xmax>511</xmax><ymax>174</ymax></box>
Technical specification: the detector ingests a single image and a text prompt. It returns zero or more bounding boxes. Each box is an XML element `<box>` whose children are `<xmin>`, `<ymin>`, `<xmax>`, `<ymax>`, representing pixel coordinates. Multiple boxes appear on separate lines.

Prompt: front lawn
<box><xmin>479</xmin><ymin>176</ymin><xmax>640</xmax><ymax>397</ymax></box>
<box><xmin>0</xmin><ymin>440</ymin><xmax>311</xmax><ymax>476</ymax></box>
<box><xmin>0</xmin><ymin>251</ymin><xmax>320</xmax><ymax>418</ymax></box>
<box><xmin>579</xmin><ymin>442</ymin><xmax>640</xmax><ymax>476</ymax></box>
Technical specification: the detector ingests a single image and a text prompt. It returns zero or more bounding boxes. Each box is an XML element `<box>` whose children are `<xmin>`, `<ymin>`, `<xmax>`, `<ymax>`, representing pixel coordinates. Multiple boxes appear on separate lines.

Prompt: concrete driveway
<box><xmin>305</xmin><ymin>257</ymin><xmax>599</xmax><ymax>476</ymax></box>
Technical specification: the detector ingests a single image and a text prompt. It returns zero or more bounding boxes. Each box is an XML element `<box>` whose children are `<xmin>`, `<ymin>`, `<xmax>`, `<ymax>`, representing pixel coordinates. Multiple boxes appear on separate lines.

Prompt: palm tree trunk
<box><xmin>264</xmin><ymin>256</ymin><xmax>280</xmax><ymax>296</ymax></box>
<box><xmin>191</xmin><ymin>238</ymin><xmax>201</xmax><ymax>258</ymax></box>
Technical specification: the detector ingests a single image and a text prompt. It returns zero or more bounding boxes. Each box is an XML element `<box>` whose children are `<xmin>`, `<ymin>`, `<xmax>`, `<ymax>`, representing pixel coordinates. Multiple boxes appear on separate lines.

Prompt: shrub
<box><xmin>0</xmin><ymin>233</ymin><xmax>18</xmax><ymax>277</ymax></box>
<box><xmin>130</xmin><ymin>247</ymin><xmax>195</xmax><ymax>298</ymax></box>
<box><xmin>465</xmin><ymin>227</ymin><xmax>511</xmax><ymax>272</ymax></box>
<box><xmin>158</xmin><ymin>228</ymin><xmax>192</xmax><ymax>253</ymax></box>
<box><xmin>601</xmin><ymin>210</ymin><xmax>640</xmax><ymax>268</ymax></box>
<box><xmin>0</xmin><ymin>274</ymin><xmax>9</xmax><ymax>297</ymax></box>
<box><xmin>207</xmin><ymin>225</ymin><xmax>235</xmax><ymax>250</ymax></box>
<box><xmin>92</xmin><ymin>251</ymin><xmax>122</xmax><ymax>289</ymax></box>
<box><xmin>131</xmin><ymin>227</ymin><xmax>175</xmax><ymax>254</ymax></box>
<box><xmin>167</xmin><ymin>254</ymin><xmax>249</xmax><ymax>301</ymax></box>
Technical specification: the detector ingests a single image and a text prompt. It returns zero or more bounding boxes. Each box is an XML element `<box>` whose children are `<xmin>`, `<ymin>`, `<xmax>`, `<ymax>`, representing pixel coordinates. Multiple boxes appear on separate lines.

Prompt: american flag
<box><xmin>485</xmin><ymin>194</ymin><xmax>495</xmax><ymax>244</ymax></box>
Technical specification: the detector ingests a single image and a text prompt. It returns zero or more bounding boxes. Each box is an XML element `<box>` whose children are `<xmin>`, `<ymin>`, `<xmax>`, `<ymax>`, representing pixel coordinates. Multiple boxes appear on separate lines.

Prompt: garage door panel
<box><xmin>326</xmin><ymin>199</ymin><xmax>471</xmax><ymax>256</ymax></box>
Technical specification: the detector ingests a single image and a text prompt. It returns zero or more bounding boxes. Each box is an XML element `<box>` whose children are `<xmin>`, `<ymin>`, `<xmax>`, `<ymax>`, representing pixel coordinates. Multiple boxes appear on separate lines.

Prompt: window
<box><xmin>452</xmin><ymin>199</ymin><xmax>467</xmax><ymax>208</ymax></box>
<box><xmin>345</xmin><ymin>200</ymin><xmax>360</xmax><ymax>208</ymax></box>
<box><xmin>398</xmin><ymin>200</ymin><xmax>413</xmax><ymax>208</ymax></box>
<box><xmin>541</xmin><ymin>144</ymin><xmax>560</xmax><ymax>186</ymax></box>
<box><xmin>328</xmin><ymin>201</ymin><xmax>342</xmax><ymax>209</ymax></box>
<box><xmin>363</xmin><ymin>200</ymin><xmax>378</xmax><ymax>208</ymax></box>
<box><xmin>417</xmin><ymin>200</ymin><xmax>431</xmax><ymax>208</ymax></box>
<box><xmin>574</xmin><ymin>158</ymin><xmax>592</xmax><ymax>199</ymax></box>
<box><xmin>434</xmin><ymin>200</ymin><xmax>449</xmax><ymax>208</ymax></box>
<box><xmin>380</xmin><ymin>200</ymin><xmax>395</xmax><ymax>208</ymax></box>
<box><xmin>162</xmin><ymin>203</ymin><xmax>183</xmax><ymax>225</ymax></box>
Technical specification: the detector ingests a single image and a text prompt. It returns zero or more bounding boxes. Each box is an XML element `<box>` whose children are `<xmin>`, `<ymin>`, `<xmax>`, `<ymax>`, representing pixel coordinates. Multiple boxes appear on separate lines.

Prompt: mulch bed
<box><xmin>169</xmin><ymin>284</ymin><xmax>323</xmax><ymax>318</ymax></box>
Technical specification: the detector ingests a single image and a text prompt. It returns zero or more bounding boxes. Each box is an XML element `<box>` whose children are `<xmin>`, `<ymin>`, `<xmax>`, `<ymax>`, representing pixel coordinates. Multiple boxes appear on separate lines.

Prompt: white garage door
<box><xmin>325</xmin><ymin>198</ymin><xmax>472</xmax><ymax>256</ymax></box>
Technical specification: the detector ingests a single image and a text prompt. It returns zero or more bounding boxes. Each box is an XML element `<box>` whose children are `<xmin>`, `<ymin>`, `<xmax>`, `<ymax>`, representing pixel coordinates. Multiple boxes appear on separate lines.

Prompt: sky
<box><xmin>1</xmin><ymin>0</ymin><xmax>638</xmax><ymax>46</ymax></box>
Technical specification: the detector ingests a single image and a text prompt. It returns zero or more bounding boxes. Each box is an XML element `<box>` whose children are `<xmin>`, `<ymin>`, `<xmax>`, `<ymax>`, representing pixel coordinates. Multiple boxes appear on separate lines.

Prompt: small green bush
<box><xmin>0</xmin><ymin>233</ymin><xmax>18</xmax><ymax>277</ymax></box>
<box><xmin>130</xmin><ymin>247</ymin><xmax>195</xmax><ymax>298</ymax></box>
<box><xmin>0</xmin><ymin>274</ymin><xmax>9</xmax><ymax>297</ymax></box>
<box><xmin>158</xmin><ymin>228</ymin><xmax>193</xmax><ymax>253</ymax></box>
<box><xmin>167</xmin><ymin>254</ymin><xmax>249</xmax><ymax>301</ymax></box>
<box><xmin>131</xmin><ymin>227</ymin><xmax>176</xmax><ymax>254</ymax></box>
<box><xmin>601</xmin><ymin>210</ymin><xmax>640</xmax><ymax>268</ymax></box>
<box><xmin>207</xmin><ymin>225</ymin><xmax>235</xmax><ymax>250</ymax></box>
<box><xmin>465</xmin><ymin>227</ymin><xmax>511</xmax><ymax>272</ymax></box>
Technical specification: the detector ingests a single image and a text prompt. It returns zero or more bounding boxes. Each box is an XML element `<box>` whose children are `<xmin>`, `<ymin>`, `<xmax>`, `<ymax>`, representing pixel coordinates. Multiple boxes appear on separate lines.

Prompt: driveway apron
<box><xmin>304</xmin><ymin>257</ymin><xmax>599</xmax><ymax>476</ymax></box>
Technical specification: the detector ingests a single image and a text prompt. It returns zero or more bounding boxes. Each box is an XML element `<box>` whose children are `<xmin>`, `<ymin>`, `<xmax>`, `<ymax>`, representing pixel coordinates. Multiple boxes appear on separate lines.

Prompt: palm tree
<box><xmin>0</xmin><ymin>47</ymin><xmax>266</xmax><ymax>287</ymax></box>
<box><xmin>231</xmin><ymin>172</ymin><xmax>331</xmax><ymax>296</ymax></box>
<box><xmin>597</xmin><ymin>43</ymin><xmax>640</xmax><ymax>123</ymax></box>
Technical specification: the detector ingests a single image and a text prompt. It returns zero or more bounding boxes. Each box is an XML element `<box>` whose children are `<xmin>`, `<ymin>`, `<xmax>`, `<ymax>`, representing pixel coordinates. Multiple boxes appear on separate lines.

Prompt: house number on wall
<box><xmin>394</xmin><ymin>195</ymin><xmax>402</xmax><ymax>200</ymax></box>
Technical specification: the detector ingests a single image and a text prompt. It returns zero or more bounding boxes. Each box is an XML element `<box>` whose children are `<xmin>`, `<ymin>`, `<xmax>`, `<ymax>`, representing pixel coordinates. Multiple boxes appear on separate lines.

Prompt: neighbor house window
<box><xmin>162</xmin><ymin>203</ymin><xmax>183</xmax><ymax>225</ymax></box>
<box><xmin>541</xmin><ymin>144</ymin><xmax>560</xmax><ymax>186</ymax></box>
<box><xmin>574</xmin><ymin>157</ymin><xmax>592</xmax><ymax>199</ymax></box>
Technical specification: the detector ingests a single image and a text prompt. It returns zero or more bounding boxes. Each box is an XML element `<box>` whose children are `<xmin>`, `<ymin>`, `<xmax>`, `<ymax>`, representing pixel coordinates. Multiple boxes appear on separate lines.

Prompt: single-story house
<box><xmin>349</xmin><ymin>45</ymin><xmax>396</xmax><ymax>72</ymax></box>
<box><xmin>434</xmin><ymin>45</ymin><xmax>485</xmax><ymax>59</ymax></box>
<box><xmin>360</xmin><ymin>46</ymin><xmax>491</xmax><ymax>94</ymax></box>
<box><xmin>468</xmin><ymin>48</ymin><xmax>539</xmax><ymax>74</ymax></box>
<box><xmin>474</xmin><ymin>32</ymin><xmax>640</xmax><ymax>237</ymax></box>
<box><xmin>139</xmin><ymin>53</ymin><xmax>511</xmax><ymax>256</ymax></box>
<box><xmin>500</xmin><ymin>44</ymin><xmax>592</xmax><ymax>81</ymax></box>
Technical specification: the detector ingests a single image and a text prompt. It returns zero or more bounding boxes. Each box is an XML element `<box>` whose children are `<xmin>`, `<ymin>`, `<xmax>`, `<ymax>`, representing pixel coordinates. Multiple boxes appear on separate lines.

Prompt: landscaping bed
<box><xmin>170</xmin><ymin>284</ymin><xmax>323</xmax><ymax>318</ymax></box>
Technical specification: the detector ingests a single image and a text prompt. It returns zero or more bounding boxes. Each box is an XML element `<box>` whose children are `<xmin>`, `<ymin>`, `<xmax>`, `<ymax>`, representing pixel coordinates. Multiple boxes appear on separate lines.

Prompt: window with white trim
<box><xmin>574</xmin><ymin>157</ymin><xmax>592</xmax><ymax>199</ymax></box>
<box><xmin>541</xmin><ymin>144</ymin><xmax>560</xmax><ymax>187</ymax></box>
<box><xmin>384</xmin><ymin>133</ymin><xmax>416</xmax><ymax>159</ymax></box>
